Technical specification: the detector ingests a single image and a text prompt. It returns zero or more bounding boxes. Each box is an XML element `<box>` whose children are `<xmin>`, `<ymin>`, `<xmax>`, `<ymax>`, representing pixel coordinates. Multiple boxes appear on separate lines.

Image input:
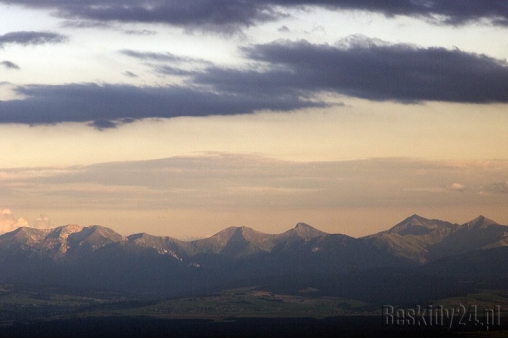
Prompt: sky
<box><xmin>1</xmin><ymin>0</ymin><xmax>508</xmax><ymax>238</ymax></box>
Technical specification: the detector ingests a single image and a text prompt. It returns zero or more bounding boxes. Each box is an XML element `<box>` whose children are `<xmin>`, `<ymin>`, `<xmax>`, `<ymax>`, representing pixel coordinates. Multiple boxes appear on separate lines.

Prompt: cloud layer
<box><xmin>0</xmin><ymin>83</ymin><xmax>324</xmax><ymax>129</ymax></box>
<box><xmin>2</xmin><ymin>155</ymin><xmax>508</xmax><ymax>211</ymax></box>
<box><xmin>2</xmin><ymin>36</ymin><xmax>508</xmax><ymax>128</ymax></box>
<box><xmin>229</xmin><ymin>38</ymin><xmax>508</xmax><ymax>103</ymax></box>
<box><xmin>2</xmin><ymin>155</ymin><xmax>507</xmax><ymax>235</ymax></box>
<box><xmin>2</xmin><ymin>0</ymin><xmax>508</xmax><ymax>32</ymax></box>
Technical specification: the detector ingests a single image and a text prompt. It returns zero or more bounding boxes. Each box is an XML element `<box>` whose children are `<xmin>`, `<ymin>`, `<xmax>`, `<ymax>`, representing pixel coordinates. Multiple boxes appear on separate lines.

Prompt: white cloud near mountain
<box><xmin>0</xmin><ymin>208</ymin><xmax>28</xmax><ymax>234</ymax></box>
<box><xmin>0</xmin><ymin>209</ymin><xmax>55</xmax><ymax>234</ymax></box>
<box><xmin>34</xmin><ymin>214</ymin><xmax>53</xmax><ymax>229</ymax></box>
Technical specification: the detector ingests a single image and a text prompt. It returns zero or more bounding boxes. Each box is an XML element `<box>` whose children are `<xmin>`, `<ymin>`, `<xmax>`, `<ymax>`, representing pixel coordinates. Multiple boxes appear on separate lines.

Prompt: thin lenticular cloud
<box><xmin>123</xmin><ymin>29</ymin><xmax>157</xmax><ymax>35</ymax></box>
<box><xmin>119</xmin><ymin>49</ymin><xmax>210</xmax><ymax>64</ymax></box>
<box><xmin>123</xmin><ymin>71</ymin><xmax>138</xmax><ymax>78</ymax></box>
<box><xmin>0</xmin><ymin>31</ymin><xmax>68</xmax><ymax>47</ymax></box>
<box><xmin>0</xmin><ymin>61</ymin><xmax>20</xmax><ymax>70</ymax></box>
<box><xmin>2</xmin><ymin>155</ymin><xmax>508</xmax><ymax>212</ymax></box>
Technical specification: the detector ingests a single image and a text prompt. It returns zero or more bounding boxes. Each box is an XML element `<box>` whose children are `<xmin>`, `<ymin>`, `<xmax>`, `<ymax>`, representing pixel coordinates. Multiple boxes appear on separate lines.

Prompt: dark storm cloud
<box><xmin>0</xmin><ymin>83</ymin><xmax>324</xmax><ymax>129</ymax></box>
<box><xmin>1</xmin><ymin>0</ymin><xmax>507</xmax><ymax>31</ymax></box>
<box><xmin>0</xmin><ymin>31</ymin><xmax>68</xmax><ymax>47</ymax></box>
<box><xmin>2</xmin><ymin>0</ymin><xmax>280</xmax><ymax>34</ymax></box>
<box><xmin>0</xmin><ymin>61</ymin><xmax>20</xmax><ymax>69</ymax></box>
<box><xmin>271</xmin><ymin>0</ymin><xmax>508</xmax><ymax>26</ymax></box>
<box><xmin>191</xmin><ymin>38</ymin><xmax>508</xmax><ymax>103</ymax></box>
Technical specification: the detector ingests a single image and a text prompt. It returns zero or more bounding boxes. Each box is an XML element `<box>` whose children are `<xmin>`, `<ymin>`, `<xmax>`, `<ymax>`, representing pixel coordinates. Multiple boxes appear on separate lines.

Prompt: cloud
<box><xmin>0</xmin><ymin>208</ymin><xmax>28</xmax><ymax>234</ymax></box>
<box><xmin>60</xmin><ymin>20</ymin><xmax>111</xmax><ymax>29</ymax></box>
<box><xmin>33</xmin><ymin>214</ymin><xmax>53</xmax><ymax>229</ymax></box>
<box><xmin>120</xmin><ymin>49</ymin><xmax>211</xmax><ymax>65</ymax></box>
<box><xmin>152</xmin><ymin>66</ymin><xmax>195</xmax><ymax>76</ymax></box>
<box><xmin>3</xmin><ymin>156</ymin><xmax>508</xmax><ymax>212</ymax></box>
<box><xmin>0</xmin><ymin>0</ymin><xmax>507</xmax><ymax>32</ymax></box>
<box><xmin>490</xmin><ymin>182</ymin><xmax>508</xmax><ymax>194</ymax></box>
<box><xmin>3</xmin><ymin>35</ymin><xmax>508</xmax><ymax>128</ymax></box>
<box><xmin>123</xmin><ymin>71</ymin><xmax>138</xmax><ymax>78</ymax></box>
<box><xmin>120</xmin><ymin>49</ymin><xmax>212</xmax><ymax>76</ymax></box>
<box><xmin>275</xmin><ymin>0</ymin><xmax>508</xmax><ymax>26</ymax></box>
<box><xmin>278</xmin><ymin>25</ymin><xmax>290</xmax><ymax>33</ymax></box>
<box><xmin>449</xmin><ymin>183</ymin><xmax>465</xmax><ymax>191</ymax></box>
<box><xmin>192</xmin><ymin>37</ymin><xmax>508</xmax><ymax>103</ymax></box>
<box><xmin>0</xmin><ymin>83</ymin><xmax>324</xmax><ymax>128</ymax></box>
<box><xmin>0</xmin><ymin>61</ymin><xmax>19</xmax><ymax>69</ymax></box>
<box><xmin>123</xmin><ymin>29</ymin><xmax>157</xmax><ymax>35</ymax></box>
<box><xmin>0</xmin><ymin>31</ymin><xmax>68</xmax><ymax>47</ymax></box>
<box><xmin>3</xmin><ymin>0</ymin><xmax>282</xmax><ymax>34</ymax></box>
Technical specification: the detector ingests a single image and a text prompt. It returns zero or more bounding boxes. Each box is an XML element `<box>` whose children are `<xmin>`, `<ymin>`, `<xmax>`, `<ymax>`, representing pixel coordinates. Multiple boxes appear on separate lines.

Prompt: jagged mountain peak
<box><xmin>127</xmin><ymin>232</ymin><xmax>143</xmax><ymax>240</ymax></box>
<box><xmin>463</xmin><ymin>215</ymin><xmax>499</xmax><ymax>229</ymax></box>
<box><xmin>67</xmin><ymin>225</ymin><xmax>125</xmax><ymax>246</ymax></box>
<box><xmin>46</xmin><ymin>224</ymin><xmax>84</xmax><ymax>239</ymax></box>
<box><xmin>295</xmin><ymin>222</ymin><xmax>314</xmax><ymax>229</ymax></box>
<box><xmin>181</xmin><ymin>226</ymin><xmax>268</xmax><ymax>257</ymax></box>
<box><xmin>403</xmin><ymin>214</ymin><xmax>430</xmax><ymax>224</ymax></box>
<box><xmin>293</xmin><ymin>222</ymin><xmax>327</xmax><ymax>239</ymax></box>
<box><xmin>209</xmin><ymin>226</ymin><xmax>260</xmax><ymax>242</ymax></box>
<box><xmin>11</xmin><ymin>226</ymin><xmax>47</xmax><ymax>235</ymax></box>
<box><xmin>127</xmin><ymin>232</ymin><xmax>151</xmax><ymax>242</ymax></box>
<box><xmin>385</xmin><ymin>215</ymin><xmax>456</xmax><ymax>236</ymax></box>
<box><xmin>1</xmin><ymin>226</ymin><xmax>51</xmax><ymax>243</ymax></box>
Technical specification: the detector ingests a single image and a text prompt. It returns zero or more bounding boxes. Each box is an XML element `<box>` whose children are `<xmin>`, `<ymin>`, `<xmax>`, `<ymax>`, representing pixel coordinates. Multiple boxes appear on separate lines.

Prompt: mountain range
<box><xmin>1</xmin><ymin>215</ymin><xmax>507</xmax><ymax>299</ymax></box>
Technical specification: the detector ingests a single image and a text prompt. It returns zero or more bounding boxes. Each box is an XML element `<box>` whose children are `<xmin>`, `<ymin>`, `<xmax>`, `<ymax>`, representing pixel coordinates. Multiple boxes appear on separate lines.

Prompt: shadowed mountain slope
<box><xmin>0</xmin><ymin>215</ymin><xmax>507</xmax><ymax>297</ymax></box>
<box><xmin>362</xmin><ymin>215</ymin><xmax>508</xmax><ymax>264</ymax></box>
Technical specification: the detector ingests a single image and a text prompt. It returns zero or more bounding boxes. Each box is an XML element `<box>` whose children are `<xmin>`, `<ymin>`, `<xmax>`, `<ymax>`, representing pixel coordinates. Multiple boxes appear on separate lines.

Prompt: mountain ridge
<box><xmin>1</xmin><ymin>215</ymin><xmax>507</xmax><ymax>297</ymax></box>
<box><xmin>1</xmin><ymin>214</ymin><xmax>497</xmax><ymax>243</ymax></box>
<box><xmin>1</xmin><ymin>215</ymin><xmax>505</xmax><ymax>259</ymax></box>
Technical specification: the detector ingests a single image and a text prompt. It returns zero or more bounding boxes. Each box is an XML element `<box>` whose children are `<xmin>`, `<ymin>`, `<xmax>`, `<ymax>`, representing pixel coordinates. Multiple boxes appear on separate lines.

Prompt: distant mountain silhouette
<box><xmin>0</xmin><ymin>215</ymin><xmax>507</xmax><ymax>297</ymax></box>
